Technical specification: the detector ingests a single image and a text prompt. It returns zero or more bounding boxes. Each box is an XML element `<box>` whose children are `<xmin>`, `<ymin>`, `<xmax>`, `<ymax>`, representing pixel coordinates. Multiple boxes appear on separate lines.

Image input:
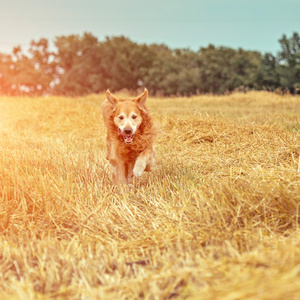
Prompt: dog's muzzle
<box><xmin>118</xmin><ymin>128</ymin><xmax>134</xmax><ymax>144</ymax></box>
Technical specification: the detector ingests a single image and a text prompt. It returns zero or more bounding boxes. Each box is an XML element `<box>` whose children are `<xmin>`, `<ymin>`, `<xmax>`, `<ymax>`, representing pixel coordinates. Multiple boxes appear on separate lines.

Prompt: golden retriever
<box><xmin>101</xmin><ymin>88</ymin><xmax>157</xmax><ymax>184</ymax></box>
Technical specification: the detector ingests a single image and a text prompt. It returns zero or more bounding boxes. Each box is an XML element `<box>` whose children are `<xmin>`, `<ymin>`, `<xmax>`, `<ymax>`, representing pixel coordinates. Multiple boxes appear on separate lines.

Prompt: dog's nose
<box><xmin>124</xmin><ymin>127</ymin><xmax>132</xmax><ymax>135</ymax></box>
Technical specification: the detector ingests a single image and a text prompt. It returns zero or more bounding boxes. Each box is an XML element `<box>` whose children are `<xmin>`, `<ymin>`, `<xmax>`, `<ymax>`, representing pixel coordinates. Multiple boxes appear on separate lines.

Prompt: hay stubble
<box><xmin>0</xmin><ymin>92</ymin><xmax>299</xmax><ymax>299</ymax></box>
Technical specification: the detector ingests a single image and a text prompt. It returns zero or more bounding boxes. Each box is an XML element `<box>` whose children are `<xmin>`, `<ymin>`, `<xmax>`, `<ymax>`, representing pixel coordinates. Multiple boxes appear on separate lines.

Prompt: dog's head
<box><xmin>106</xmin><ymin>88</ymin><xmax>148</xmax><ymax>144</ymax></box>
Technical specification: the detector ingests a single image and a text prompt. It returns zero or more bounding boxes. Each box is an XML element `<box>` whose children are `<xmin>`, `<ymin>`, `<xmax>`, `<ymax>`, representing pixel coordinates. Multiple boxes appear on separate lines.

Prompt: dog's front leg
<box><xmin>115</xmin><ymin>163</ymin><xmax>128</xmax><ymax>184</ymax></box>
<box><xmin>110</xmin><ymin>161</ymin><xmax>128</xmax><ymax>184</ymax></box>
<box><xmin>108</xmin><ymin>142</ymin><xmax>127</xmax><ymax>184</ymax></box>
<box><xmin>105</xmin><ymin>137</ymin><xmax>111</xmax><ymax>160</ymax></box>
<box><xmin>108</xmin><ymin>141</ymin><xmax>118</xmax><ymax>166</ymax></box>
<box><xmin>133</xmin><ymin>148</ymin><xmax>155</xmax><ymax>178</ymax></box>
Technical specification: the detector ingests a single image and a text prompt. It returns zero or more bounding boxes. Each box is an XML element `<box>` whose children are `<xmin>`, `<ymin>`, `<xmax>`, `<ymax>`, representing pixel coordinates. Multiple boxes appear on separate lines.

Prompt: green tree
<box><xmin>53</xmin><ymin>33</ymin><xmax>101</xmax><ymax>95</ymax></box>
<box><xmin>1</xmin><ymin>31</ymin><xmax>299</xmax><ymax>96</ymax></box>
<box><xmin>0</xmin><ymin>53</ymin><xmax>14</xmax><ymax>95</ymax></box>
<box><xmin>29</xmin><ymin>38</ymin><xmax>57</xmax><ymax>94</ymax></box>
<box><xmin>197</xmin><ymin>45</ymin><xmax>261</xmax><ymax>93</ymax></box>
<box><xmin>255</xmin><ymin>53</ymin><xmax>280</xmax><ymax>90</ymax></box>
<box><xmin>143</xmin><ymin>46</ymin><xmax>200</xmax><ymax>95</ymax></box>
<box><xmin>53</xmin><ymin>34</ymin><xmax>156</xmax><ymax>95</ymax></box>
<box><xmin>277</xmin><ymin>32</ymin><xmax>300</xmax><ymax>92</ymax></box>
<box><xmin>0</xmin><ymin>40</ymin><xmax>56</xmax><ymax>95</ymax></box>
<box><xmin>98</xmin><ymin>36</ymin><xmax>156</xmax><ymax>92</ymax></box>
<box><xmin>0</xmin><ymin>46</ymin><xmax>42</xmax><ymax>95</ymax></box>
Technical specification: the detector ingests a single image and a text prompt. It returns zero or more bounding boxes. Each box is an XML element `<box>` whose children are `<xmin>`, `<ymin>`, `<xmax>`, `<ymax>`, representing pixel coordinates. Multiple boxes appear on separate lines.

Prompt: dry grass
<box><xmin>0</xmin><ymin>91</ymin><xmax>299</xmax><ymax>299</ymax></box>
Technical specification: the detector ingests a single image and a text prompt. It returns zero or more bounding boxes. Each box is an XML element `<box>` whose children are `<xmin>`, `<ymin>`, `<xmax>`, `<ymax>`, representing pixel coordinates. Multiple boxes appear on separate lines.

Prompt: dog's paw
<box><xmin>133</xmin><ymin>160</ymin><xmax>146</xmax><ymax>177</ymax></box>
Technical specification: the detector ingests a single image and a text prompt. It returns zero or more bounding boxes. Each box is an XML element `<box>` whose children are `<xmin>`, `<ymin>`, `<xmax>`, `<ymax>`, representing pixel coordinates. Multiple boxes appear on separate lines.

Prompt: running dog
<box><xmin>101</xmin><ymin>88</ymin><xmax>157</xmax><ymax>184</ymax></box>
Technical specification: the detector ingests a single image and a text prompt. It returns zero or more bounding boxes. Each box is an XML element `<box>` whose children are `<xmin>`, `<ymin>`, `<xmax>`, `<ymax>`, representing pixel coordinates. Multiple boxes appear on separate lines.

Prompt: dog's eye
<box><xmin>132</xmin><ymin>115</ymin><xmax>137</xmax><ymax>120</ymax></box>
<box><xmin>119</xmin><ymin>116</ymin><xmax>124</xmax><ymax>120</ymax></box>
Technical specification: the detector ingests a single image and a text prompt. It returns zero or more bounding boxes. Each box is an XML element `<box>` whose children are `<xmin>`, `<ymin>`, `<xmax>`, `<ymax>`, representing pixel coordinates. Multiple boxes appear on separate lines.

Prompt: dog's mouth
<box><xmin>118</xmin><ymin>128</ymin><xmax>134</xmax><ymax>144</ymax></box>
<box><xmin>123</xmin><ymin>134</ymin><xmax>134</xmax><ymax>144</ymax></box>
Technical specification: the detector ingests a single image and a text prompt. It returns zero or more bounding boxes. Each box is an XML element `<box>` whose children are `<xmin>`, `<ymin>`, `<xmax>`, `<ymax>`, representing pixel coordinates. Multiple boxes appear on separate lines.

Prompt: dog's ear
<box><xmin>106</xmin><ymin>90</ymin><xmax>119</xmax><ymax>107</ymax></box>
<box><xmin>136</xmin><ymin>88</ymin><xmax>148</xmax><ymax>109</ymax></box>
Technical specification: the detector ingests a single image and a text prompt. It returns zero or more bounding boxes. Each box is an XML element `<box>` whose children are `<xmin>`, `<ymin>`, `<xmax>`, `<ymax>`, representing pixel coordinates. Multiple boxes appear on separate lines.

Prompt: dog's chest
<box><xmin>116</xmin><ymin>141</ymin><xmax>141</xmax><ymax>161</ymax></box>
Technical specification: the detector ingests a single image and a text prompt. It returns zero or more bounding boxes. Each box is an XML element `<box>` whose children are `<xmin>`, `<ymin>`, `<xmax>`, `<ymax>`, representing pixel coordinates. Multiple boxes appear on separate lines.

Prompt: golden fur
<box><xmin>101</xmin><ymin>89</ymin><xmax>158</xmax><ymax>184</ymax></box>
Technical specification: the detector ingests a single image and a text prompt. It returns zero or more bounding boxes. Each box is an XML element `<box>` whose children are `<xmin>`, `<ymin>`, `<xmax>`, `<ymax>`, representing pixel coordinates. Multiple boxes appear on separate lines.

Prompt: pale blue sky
<box><xmin>0</xmin><ymin>0</ymin><xmax>299</xmax><ymax>54</ymax></box>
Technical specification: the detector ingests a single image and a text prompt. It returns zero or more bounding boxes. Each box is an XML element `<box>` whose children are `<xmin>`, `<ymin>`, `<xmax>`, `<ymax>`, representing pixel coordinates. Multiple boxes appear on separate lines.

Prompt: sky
<box><xmin>0</xmin><ymin>0</ymin><xmax>299</xmax><ymax>55</ymax></box>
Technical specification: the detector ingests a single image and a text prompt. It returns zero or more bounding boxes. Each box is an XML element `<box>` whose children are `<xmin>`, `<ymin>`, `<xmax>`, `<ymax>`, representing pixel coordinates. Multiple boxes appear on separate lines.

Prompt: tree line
<box><xmin>0</xmin><ymin>32</ymin><xmax>299</xmax><ymax>96</ymax></box>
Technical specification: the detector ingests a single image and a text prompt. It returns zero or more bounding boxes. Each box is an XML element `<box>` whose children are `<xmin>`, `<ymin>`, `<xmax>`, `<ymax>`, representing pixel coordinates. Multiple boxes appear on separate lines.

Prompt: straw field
<box><xmin>0</xmin><ymin>91</ymin><xmax>299</xmax><ymax>299</ymax></box>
